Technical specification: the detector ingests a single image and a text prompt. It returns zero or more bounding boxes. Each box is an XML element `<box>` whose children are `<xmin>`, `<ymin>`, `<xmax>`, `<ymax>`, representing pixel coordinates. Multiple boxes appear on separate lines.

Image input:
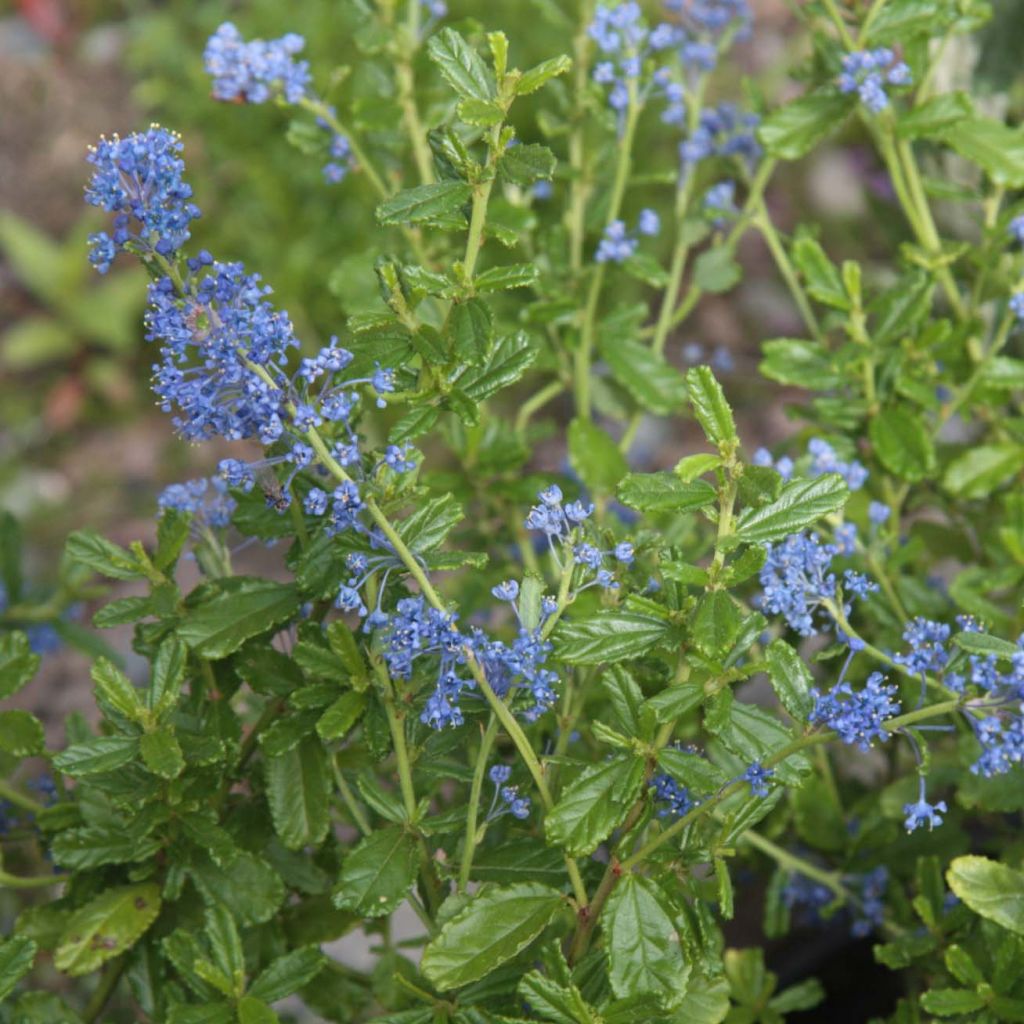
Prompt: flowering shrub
<box><xmin>5</xmin><ymin>0</ymin><xmax>1024</xmax><ymax>1020</ymax></box>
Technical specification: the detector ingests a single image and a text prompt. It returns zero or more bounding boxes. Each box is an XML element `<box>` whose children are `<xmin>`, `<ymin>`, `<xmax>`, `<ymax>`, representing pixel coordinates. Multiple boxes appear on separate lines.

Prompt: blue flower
<box><xmin>807</xmin><ymin>438</ymin><xmax>867</xmax><ymax>491</ymax></box>
<box><xmin>637</xmin><ymin>208</ymin><xmax>661</xmax><ymax>236</ymax></box>
<box><xmin>838</xmin><ymin>49</ymin><xmax>911</xmax><ymax>113</ymax></box>
<box><xmin>595</xmin><ymin>219</ymin><xmax>638</xmax><ymax>263</ymax></box>
<box><xmin>651</xmin><ymin>773</ymin><xmax>694</xmax><ymax>818</ymax></box>
<box><xmin>492</xmin><ymin>580</ymin><xmax>520</xmax><ymax>602</ymax></box>
<box><xmin>703</xmin><ymin>180</ymin><xmax>737</xmax><ymax>225</ymax></box>
<box><xmin>893</xmin><ymin>617</ymin><xmax>950</xmax><ymax>676</ymax></box>
<box><xmin>158</xmin><ymin>476</ymin><xmax>236</xmax><ymax>529</ymax></box>
<box><xmin>204</xmin><ymin>22</ymin><xmax>312</xmax><ymax>105</ymax></box>
<box><xmin>903</xmin><ymin>794</ymin><xmax>947</xmax><ymax>832</ymax></box>
<box><xmin>810</xmin><ymin>672</ymin><xmax>899</xmax><ymax>751</ymax></box>
<box><xmin>85</xmin><ymin>127</ymin><xmax>199</xmax><ymax>270</ymax></box>
<box><xmin>1010</xmin><ymin>214</ymin><xmax>1024</xmax><ymax>246</ymax></box>
<box><xmin>759</xmin><ymin>532</ymin><xmax>841</xmax><ymax>636</ymax></box>
<box><xmin>743</xmin><ymin>761</ymin><xmax>774</xmax><ymax>797</ymax></box>
<box><xmin>488</xmin><ymin>764</ymin><xmax>512</xmax><ymax>784</ymax></box>
<box><xmin>868</xmin><ymin>500</ymin><xmax>890</xmax><ymax>526</ymax></box>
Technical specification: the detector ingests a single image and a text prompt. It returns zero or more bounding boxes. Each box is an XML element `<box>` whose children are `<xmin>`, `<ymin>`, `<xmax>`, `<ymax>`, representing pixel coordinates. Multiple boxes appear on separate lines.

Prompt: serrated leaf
<box><xmin>498</xmin><ymin>144</ymin><xmax>556</xmax><ymax>187</ymax></box>
<box><xmin>759</xmin><ymin>92</ymin><xmax>855</xmax><ymax>160</ymax></box>
<box><xmin>53</xmin><ymin>735</ymin><xmax>139</xmax><ymax>777</ymax></box>
<box><xmin>603</xmin><ymin>875</ymin><xmax>690</xmax><ymax>1004</ymax></box>
<box><xmin>553</xmin><ymin>613</ymin><xmax>671</xmax><ymax>665</ymax></box>
<box><xmin>140</xmin><ymin>727</ymin><xmax>185</xmax><ymax>779</ymax></box>
<box><xmin>50</xmin><ymin>826</ymin><xmax>161</xmax><ymax>870</ymax></box>
<box><xmin>248</xmin><ymin>947</ymin><xmax>325</xmax><ymax>1004</ymax></box>
<box><xmin>939</xmin><ymin>116</ymin><xmax>1024</xmax><ymax>187</ymax></box>
<box><xmin>426</xmin><ymin>28</ymin><xmax>495</xmax><ymax>101</ymax></box>
<box><xmin>568</xmin><ymin>418</ymin><xmax>627</xmax><ymax>495</ymax></box>
<box><xmin>398</xmin><ymin>494</ymin><xmax>464</xmax><ymax>553</ymax></box>
<box><xmin>0</xmin><ymin>936</ymin><xmax>36</xmax><ymax>1002</ymax></box>
<box><xmin>599</xmin><ymin>335</ymin><xmax>688</xmax><ymax>415</ymax></box>
<box><xmin>316</xmin><ymin>691</ymin><xmax>367</xmax><ymax>741</ymax></box>
<box><xmin>178</xmin><ymin>579</ymin><xmax>300</xmax><ymax>659</ymax></box>
<box><xmin>421</xmin><ymin>883</ymin><xmax>563</xmax><ymax>991</ymax></box>
<box><xmin>151</xmin><ymin>637</ymin><xmax>187</xmax><ymax>719</ymax></box>
<box><xmin>943</xmin><ymin>443</ymin><xmax>1024</xmax><ymax>498</ymax></box>
<box><xmin>760</xmin><ymin>338</ymin><xmax>841</xmax><ymax>389</ymax></box>
<box><xmin>474</xmin><ymin>263</ymin><xmax>539</xmax><ymax>292</ymax></box>
<box><xmin>0</xmin><ymin>632</ymin><xmax>40</xmax><ymax>700</ymax></box>
<box><xmin>455</xmin><ymin>330</ymin><xmax>538</xmax><ymax>401</ymax></box>
<box><xmin>376</xmin><ymin>183</ymin><xmax>473</xmax><ymax>227</ymax></box>
<box><xmin>617</xmin><ymin>474</ymin><xmax>716</xmax><ymax>513</ymax></box>
<box><xmin>734</xmin><ymin>474</ymin><xmax>848</xmax><ymax>544</ymax></box>
<box><xmin>55</xmin><ymin>883</ymin><xmax>161</xmax><ymax>976</ymax></box>
<box><xmin>0</xmin><ymin>709</ymin><xmax>44</xmax><ymax>756</ymax></box>
<box><xmin>333</xmin><ymin>826</ymin><xmax>420</xmax><ymax>918</ymax></box>
<box><xmin>545</xmin><ymin>755</ymin><xmax>644</xmax><ymax>856</ymax></box>
<box><xmin>869</xmin><ymin>407</ymin><xmax>936</xmax><ymax>482</ymax></box>
<box><xmin>266</xmin><ymin>737</ymin><xmax>330</xmax><ymax>850</ymax></box>
<box><xmin>92</xmin><ymin>657</ymin><xmax>144</xmax><ymax>722</ymax></box>
<box><xmin>516</xmin><ymin>54</ymin><xmax>572</xmax><ymax>95</ymax></box>
<box><xmin>686</xmin><ymin>366</ymin><xmax>737</xmax><ymax>447</ymax></box>
<box><xmin>693</xmin><ymin>247</ymin><xmax>741</xmax><ymax>293</ymax></box>
<box><xmin>65</xmin><ymin>530</ymin><xmax>145</xmax><ymax>581</ymax></box>
<box><xmin>765</xmin><ymin>639</ymin><xmax>814</xmax><ymax>720</ymax></box>
<box><xmin>953</xmin><ymin>631</ymin><xmax>1019</xmax><ymax>659</ymax></box>
<box><xmin>190</xmin><ymin>851</ymin><xmax>285</xmax><ymax>926</ymax></box>
<box><xmin>947</xmin><ymin>855</ymin><xmax>1024</xmax><ymax>934</ymax></box>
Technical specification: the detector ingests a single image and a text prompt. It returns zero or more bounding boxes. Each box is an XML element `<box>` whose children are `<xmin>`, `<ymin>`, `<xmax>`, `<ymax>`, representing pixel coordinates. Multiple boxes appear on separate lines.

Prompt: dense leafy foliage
<box><xmin>5</xmin><ymin>0</ymin><xmax>1024</xmax><ymax>1021</ymax></box>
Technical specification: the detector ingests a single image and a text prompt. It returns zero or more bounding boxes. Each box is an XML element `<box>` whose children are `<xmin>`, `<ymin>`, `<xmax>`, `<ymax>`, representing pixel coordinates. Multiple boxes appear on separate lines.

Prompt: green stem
<box><xmin>459</xmin><ymin>715</ymin><xmax>500</xmax><ymax>891</ymax></box>
<box><xmin>330</xmin><ymin>755</ymin><xmax>373</xmax><ymax>836</ymax></box>
<box><xmin>397</xmin><ymin>1</ymin><xmax>435</xmax><ymax>185</ymax></box>
<box><xmin>568</xmin><ymin>0</ymin><xmax>596</xmax><ymax>277</ymax></box>
<box><xmin>755</xmin><ymin>207</ymin><xmax>823</xmax><ymax>342</ymax></box>
<box><xmin>299</xmin><ymin>97</ymin><xmax>391</xmax><ymax>201</ymax></box>
<box><xmin>740</xmin><ymin>829</ymin><xmax>845</xmax><ymax>898</ymax></box>
<box><xmin>83</xmin><ymin>957</ymin><xmax>127</xmax><ymax>1024</ymax></box>
<box><xmin>0</xmin><ymin>869</ymin><xmax>69</xmax><ymax>889</ymax></box>
<box><xmin>574</xmin><ymin>87</ymin><xmax>641</xmax><ymax>421</ymax></box>
<box><xmin>820</xmin><ymin>0</ymin><xmax>856</xmax><ymax>47</ymax></box>
<box><xmin>515</xmin><ymin>379</ymin><xmax>566</xmax><ymax>435</ymax></box>
<box><xmin>0</xmin><ymin>779</ymin><xmax>44</xmax><ymax>816</ymax></box>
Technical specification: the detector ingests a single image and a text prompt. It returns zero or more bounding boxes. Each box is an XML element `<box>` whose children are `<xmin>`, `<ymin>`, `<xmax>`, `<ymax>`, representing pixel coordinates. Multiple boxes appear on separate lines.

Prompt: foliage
<box><xmin>5</xmin><ymin>0</ymin><xmax>1024</xmax><ymax>1021</ymax></box>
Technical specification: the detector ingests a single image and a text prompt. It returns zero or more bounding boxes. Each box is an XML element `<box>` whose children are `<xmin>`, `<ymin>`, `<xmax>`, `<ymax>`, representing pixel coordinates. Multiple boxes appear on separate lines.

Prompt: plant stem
<box><xmin>755</xmin><ymin>207</ymin><xmax>823</xmax><ymax>342</ymax></box>
<box><xmin>515</xmin><ymin>379</ymin><xmax>566</xmax><ymax>435</ymax></box>
<box><xmin>568</xmin><ymin>0</ymin><xmax>596</xmax><ymax>277</ymax></box>
<box><xmin>459</xmin><ymin>714</ymin><xmax>499</xmax><ymax>891</ymax></box>
<box><xmin>0</xmin><ymin>869</ymin><xmax>69</xmax><ymax>889</ymax></box>
<box><xmin>330</xmin><ymin>755</ymin><xmax>373</xmax><ymax>836</ymax></box>
<box><xmin>740</xmin><ymin>828</ymin><xmax>845</xmax><ymax>897</ymax></box>
<box><xmin>574</xmin><ymin>86</ymin><xmax>641</xmax><ymax>421</ymax></box>
<box><xmin>83</xmin><ymin>957</ymin><xmax>126</xmax><ymax>1024</ymax></box>
<box><xmin>397</xmin><ymin>1</ymin><xmax>435</xmax><ymax>185</ymax></box>
<box><xmin>0</xmin><ymin>779</ymin><xmax>44</xmax><ymax>816</ymax></box>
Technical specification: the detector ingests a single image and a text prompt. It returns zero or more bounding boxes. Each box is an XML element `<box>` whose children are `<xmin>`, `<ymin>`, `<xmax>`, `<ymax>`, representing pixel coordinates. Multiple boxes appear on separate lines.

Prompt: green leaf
<box><xmin>498</xmin><ymin>144</ymin><xmax>556</xmax><ymax>186</ymax></box>
<box><xmin>140</xmin><ymin>727</ymin><xmax>185</xmax><ymax>779</ymax></box>
<box><xmin>603</xmin><ymin>875</ymin><xmax>690</xmax><ymax>1005</ymax></box>
<box><xmin>55</xmin><ymin>883</ymin><xmax>161</xmax><ymax>976</ymax></box>
<box><xmin>376</xmin><ymin>183</ymin><xmax>473</xmax><ymax>227</ymax></box>
<box><xmin>897</xmin><ymin>92</ymin><xmax>973</xmax><ymax>139</ymax></box>
<box><xmin>734</xmin><ymin>474</ymin><xmax>848</xmax><ymax>544</ymax></box>
<box><xmin>236</xmin><ymin>997</ymin><xmax>279</xmax><ymax>1024</ymax></box>
<box><xmin>554</xmin><ymin>613</ymin><xmax>671</xmax><ymax>665</ymax></box>
<box><xmin>870</xmin><ymin>270</ymin><xmax>933</xmax><ymax>346</ymax></box>
<box><xmin>759</xmin><ymin>92</ymin><xmax>855</xmax><ymax>160</ymax></box>
<box><xmin>398</xmin><ymin>494</ymin><xmax>464</xmax><ymax>553</ymax></box>
<box><xmin>568</xmin><ymin>418</ymin><xmax>628</xmax><ymax>495</ymax></box>
<box><xmin>266</xmin><ymin>737</ymin><xmax>330</xmax><ymax>850</ymax></box>
<box><xmin>692</xmin><ymin>591</ymin><xmax>743</xmax><ymax>658</ymax></box>
<box><xmin>333</xmin><ymin>826</ymin><xmax>419</xmax><ymax>918</ymax></box>
<box><xmin>711</xmin><ymin>703</ymin><xmax>810</xmax><ymax>784</ymax></box>
<box><xmin>870</xmin><ymin>408</ymin><xmax>936</xmax><ymax>482</ymax></box>
<box><xmin>692</xmin><ymin>247</ymin><xmax>741</xmax><ymax>293</ymax></box>
<box><xmin>919</xmin><ymin>989</ymin><xmax>988</xmax><ymax>1016</ymax></box>
<box><xmin>92</xmin><ymin>657</ymin><xmax>144</xmax><ymax>722</ymax></box>
<box><xmin>50</xmin><ymin>826</ymin><xmax>161</xmax><ymax>870</ymax></box>
<box><xmin>0</xmin><ymin>632</ymin><xmax>40</xmax><ymax>700</ymax></box>
<box><xmin>0</xmin><ymin>709</ymin><xmax>44</xmax><ymax>756</ymax></box>
<box><xmin>454</xmin><ymin>330</ymin><xmax>538</xmax><ymax>401</ymax></box>
<box><xmin>545</xmin><ymin>755</ymin><xmax>644</xmax><ymax>856</ymax></box>
<box><xmin>947</xmin><ymin>855</ymin><xmax>1024</xmax><ymax>934</ymax></box>
<box><xmin>943</xmin><ymin>443</ymin><xmax>1024</xmax><ymax>498</ymax></box>
<box><xmin>155</xmin><ymin>509</ymin><xmax>191</xmax><ymax>572</ymax></box>
<box><xmin>865</xmin><ymin>0</ymin><xmax>957</xmax><ymax>43</ymax></box>
<box><xmin>792</xmin><ymin>236</ymin><xmax>849</xmax><ymax>309</ymax></box>
<box><xmin>939</xmin><ymin>116</ymin><xmax>1024</xmax><ymax>186</ymax></box>
<box><xmin>426</xmin><ymin>28</ymin><xmax>495</xmax><ymax>101</ymax></box>
<box><xmin>686</xmin><ymin>366</ymin><xmax>737</xmax><ymax>447</ymax></box>
<box><xmin>151</xmin><ymin>637</ymin><xmax>187</xmax><ymax>719</ymax></box>
<box><xmin>65</xmin><ymin>530</ymin><xmax>145</xmax><ymax>581</ymax></box>
<box><xmin>457</xmin><ymin>97</ymin><xmax>505</xmax><ymax>126</ymax></box>
<box><xmin>760</xmin><ymin>339</ymin><xmax>841</xmax><ymax>389</ymax></box>
<box><xmin>317</xmin><ymin>691</ymin><xmax>368</xmax><ymax>741</ymax></box>
<box><xmin>448</xmin><ymin>298</ymin><xmax>493</xmax><ymax>365</ymax></box>
<box><xmin>249</xmin><ymin>947</ymin><xmax>326</xmax><ymax>1004</ymax></box>
<box><xmin>657</xmin><ymin>747</ymin><xmax>729</xmax><ymax>794</ymax></box>
<box><xmin>421</xmin><ymin>883</ymin><xmax>563</xmax><ymax>991</ymax></box>
<box><xmin>0</xmin><ymin>211</ymin><xmax>68</xmax><ymax>305</ymax></box>
<box><xmin>205</xmin><ymin>904</ymin><xmax>244</xmax><ymax>993</ymax></box>
<box><xmin>53</xmin><ymin>735</ymin><xmax>139</xmax><ymax>777</ymax></box>
<box><xmin>599</xmin><ymin>335</ymin><xmax>689</xmax><ymax>416</ymax></box>
<box><xmin>618</xmin><ymin>473</ymin><xmax>716</xmax><ymax>514</ymax></box>
<box><xmin>675</xmin><ymin>453</ymin><xmax>723</xmax><ymax>481</ymax></box>
<box><xmin>474</xmin><ymin>263</ymin><xmax>539</xmax><ymax>292</ymax></box>
<box><xmin>765</xmin><ymin>639</ymin><xmax>814</xmax><ymax>720</ymax></box>
<box><xmin>178</xmin><ymin>579</ymin><xmax>300</xmax><ymax>659</ymax></box>
<box><xmin>190</xmin><ymin>851</ymin><xmax>285</xmax><ymax>926</ymax></box>
<box><xmin>953</xmin><ymin>631</ymin><xmax>1020</xmax><ymax>660</ymax></box>
<box><xmin>516</xmin><ymin>54</ymin><xmax>573</xmax><ymax>94</ymax></box>
<box><xmin>0</xmin><ymin>936</ymin><xmax>36</xmax><ymax>1003</ymax></box>
<box><xmin>471</xmin><ymin>839</ymin><xmax>566</xmax><ymax>885</ymax></box>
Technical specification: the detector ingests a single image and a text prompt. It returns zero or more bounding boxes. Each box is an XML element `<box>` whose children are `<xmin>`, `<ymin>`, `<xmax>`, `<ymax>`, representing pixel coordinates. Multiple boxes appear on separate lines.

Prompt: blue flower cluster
<box><xmin>204</xmin><ymin>22</ymin><xmax>311</xmax><ymax>104</ymax></box>
<box><xmin>651</xmin><ymin>772</ymin><xmax>694</xmax><ymax>818</ymax></box>
<box><xmin>487</xmin><ymin>765</ymin><xmax>531</xmax><ymax>820</ymax></box>
<box><xmin>680</xmin><ymin>103</ymin><xmax>761</xmax><ymax>169</ymax></box>
<box><xmin>752</xmin><ymin>446</ymin><xmax>793</xmax><ymax>480</ymax></box>
<box><xmin>743</xmin><ymin>760</ymin><xmax>774</xmax><ymax>797</ymax></box>
<box><xmin>85</xmin><ymin>126</ymin><xmax>199</xmax><ymax>274</ymax></box>
<box><xmin>759</xmin><ymin>532</ymin><xmax>875</xmax><ymax>637</ymax></box>
<box><xmin>894</xmin><ymin>617</ymin><xmax>951</xmax><ymax>677</ymax></box>
<box><xmin>204</xmin><ymin>24</ymin><xmax>354</xmax><ymax>186</ymax></box>
<box><xmin>371</xmin><ymin>586</ymin><xmax>561</xmax><ymax>730</ymax></box>
<box><xmin>525</xmin><ymin>485</ymin><xmax>634</xmax><ymax>589</ymax></box>
<box><xmin>850</xmin><ymin>867</ymin><xmax>889</xmax><ymax>937</ymax></box>
<box><xmin>703</xmin><ymin>180</ymin><xmax>737</xmax><ymax>225</ymax></box>
<box><xmin>809</xmin><ymin>672</ymin><xmax>900</xmax><ymax>751</ymax></box>
<box><xmin>782</xmin><ymin>863</ymin><xmax>888</xmax><ymax>937</ymax></box>
<box><xmin>589</xmin><ymin>3</ymin><xmax>674</xmax><ymax>115</ymax></box>
<box><xmin>838</xmin><ymin>48</ymin><xmax>911</xmax><ymax>113</ymax></box>
<box><xmin>158</xmin><ymin>476</ymin><xmax>237</xmax><ymax>529</ymax></box>
<box><xmin>807</xmin><ymin>438</ymin><xmax>868</xmax><ymax>491</ymax></box>
<box><xmin>595</xmin><ymin>209</ymin><xmax>660</xmax><ymax>263</ymax></box>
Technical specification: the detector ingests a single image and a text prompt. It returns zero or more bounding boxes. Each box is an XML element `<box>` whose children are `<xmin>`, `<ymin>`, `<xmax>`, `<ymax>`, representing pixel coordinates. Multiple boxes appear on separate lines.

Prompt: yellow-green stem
<box><xmin>459</xmin><ymin>715</ymin><xmax>500</xmax><ymax>891</ymax></box>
